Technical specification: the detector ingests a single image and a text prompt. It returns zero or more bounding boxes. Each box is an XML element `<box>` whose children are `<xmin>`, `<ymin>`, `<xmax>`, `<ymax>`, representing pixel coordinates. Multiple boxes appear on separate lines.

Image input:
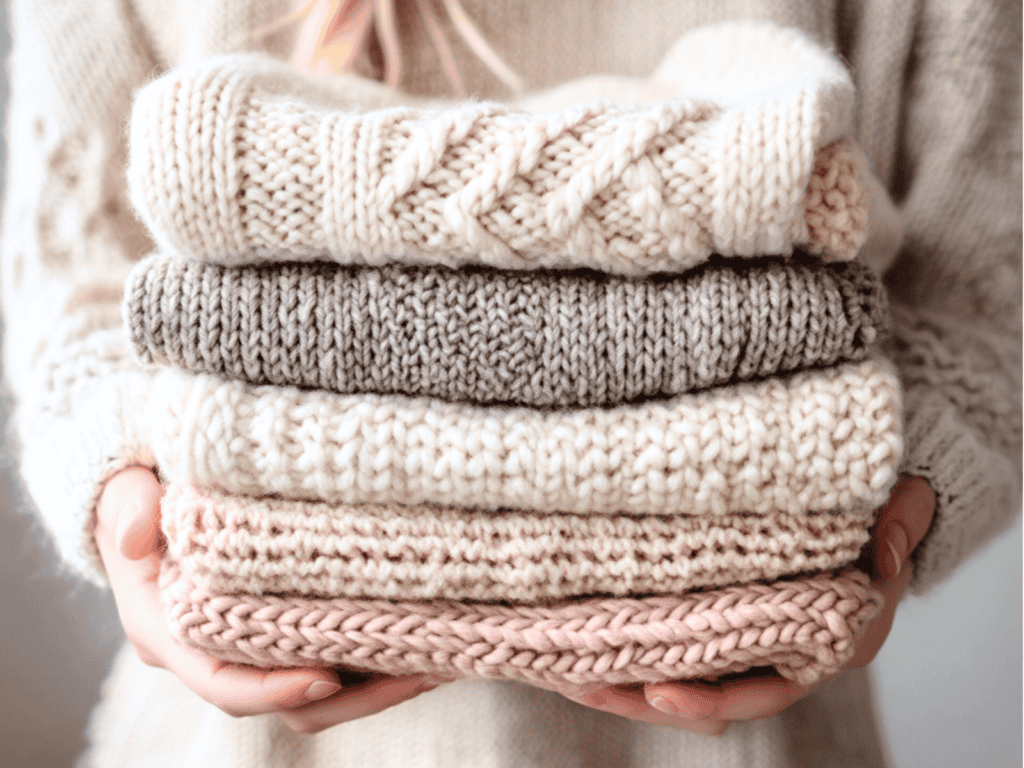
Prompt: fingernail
<box><xmin>573</xmin><ymin>683</ymin><xmax>609</xmax><ymax>696</ymax></box>
<box><xmin>304</xmin><ymin>680</ymin><xmax>342</xmax><ymax>701</ymax></box>
<box><xmin>891</xmin><ymin>526</ymin><xmax>909</xmax><ymax>561</ymax></box>
<box><xmin>421</xmin><ymin>675</ymin><xmax>453</xmax><ymax>687</ymax></box>
<box><xmin>413</xmin><ymin>676</ymin><xmax>450</xmax><ymax>695</ymax></box>
<box><xmin>114</xmin><ymin>502</ymin><xmax>143</xmax><ymax>557</ymax></box>
<box><xmin>650</xmin><ymin>695</ymin><xmax>679</xmax><ymax>715</ymax></box>
<box><xmin>884</xmin><ymin>540</ymin><xmax>902</xmax><ymax>579</ymax></box>
<box><xmin>652</xmin><ymin>690</ymin><xmax>716</xmax><ymax>720</ymax></box>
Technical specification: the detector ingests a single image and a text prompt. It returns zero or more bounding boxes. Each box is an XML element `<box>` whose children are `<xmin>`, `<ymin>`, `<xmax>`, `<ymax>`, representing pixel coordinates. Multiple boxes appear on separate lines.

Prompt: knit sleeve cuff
<box><xmin>10</xmin><ymin>331</ymin><xmax>156</xmax><ymax>585</ymax></box>
<box><xmin>900</xmin><ymin>386</ymin><xmax>1022</xmax><ymax>594</ymax></box>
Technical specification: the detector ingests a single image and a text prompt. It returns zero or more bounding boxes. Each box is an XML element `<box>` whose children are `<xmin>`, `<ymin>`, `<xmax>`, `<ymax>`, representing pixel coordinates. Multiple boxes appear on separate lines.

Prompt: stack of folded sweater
<box><xmin>122</xmin><ymin>22</ymin><xmax>903</xmax><ymax>695</ymax></box>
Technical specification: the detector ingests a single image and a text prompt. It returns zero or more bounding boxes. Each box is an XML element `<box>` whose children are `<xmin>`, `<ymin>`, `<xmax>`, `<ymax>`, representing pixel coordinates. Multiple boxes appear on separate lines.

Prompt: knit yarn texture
<box><xmin>126</xmin><ymin>255</ymin><xmax>887</xmax><ymax>407</ymax></box>
<box><xmin>160</xmin><ymin>564</ymin><xmax>882</xmax><ymax>690</ymax></box>
<box><xmin>147</xmin><ymin>358</ymin><xmax>902</xmax><ymax>516</ymax></box>
<box><xmin>162</xmin><ymin>482</ymin><xmax>874</xmax><ymax>602</ymax></box>
<box><xmin>127</xmin><ymin>24</ymin><xmax>866</xmax><ymax>273</ymax></box>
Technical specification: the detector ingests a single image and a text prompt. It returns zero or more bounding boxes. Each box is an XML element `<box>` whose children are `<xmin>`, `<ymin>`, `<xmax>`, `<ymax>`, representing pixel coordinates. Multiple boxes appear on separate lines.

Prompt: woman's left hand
<box><xmin>562</xmin><ymin>475</ymin><xmax>936</xmax><ymax>736</ymax></box>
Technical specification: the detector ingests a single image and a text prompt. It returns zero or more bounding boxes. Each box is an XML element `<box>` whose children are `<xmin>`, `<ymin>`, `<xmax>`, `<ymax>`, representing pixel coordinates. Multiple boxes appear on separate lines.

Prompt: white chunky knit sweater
<box><xmin>3</xmin><ymin>1</ymin><xmax>1020</xmax><ymax>767</ymax></box>
<box><xmin>143</xmin><ymin>358</ymin><xmax>901</xmax><ymax>517</ymax></box>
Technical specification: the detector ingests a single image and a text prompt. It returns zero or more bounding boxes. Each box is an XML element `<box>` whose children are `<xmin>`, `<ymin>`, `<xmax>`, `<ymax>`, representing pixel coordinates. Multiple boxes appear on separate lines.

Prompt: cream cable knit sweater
<box><xmin>127</xmin><ymin>25</ymin><xmax>867</xmax><ymax>272</ymax></box>
<box><xmin>3</xmin><ymin>1</ymin><xmax>1019</xmax><ymax>767</ymax></box>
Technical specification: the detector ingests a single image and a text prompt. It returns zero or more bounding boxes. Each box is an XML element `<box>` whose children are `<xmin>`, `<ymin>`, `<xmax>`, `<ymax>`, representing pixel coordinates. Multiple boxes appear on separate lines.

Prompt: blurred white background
<box><xmin>0</xmin><ymin>2</ymin><xmax>1019</xmax><ymax>765</ymax></box>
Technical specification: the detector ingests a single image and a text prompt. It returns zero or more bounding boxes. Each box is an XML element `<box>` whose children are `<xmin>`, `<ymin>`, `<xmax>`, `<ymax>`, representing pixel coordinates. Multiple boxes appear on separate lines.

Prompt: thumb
<box><xmin>871</xmin><ymin>474</ymin><xmax>936</xmax><ymax>581</ymax></box>
<box><xmin>96</xmin><ymin>467</ymin><xmax>164</xmax><ymax>561</ymax></box>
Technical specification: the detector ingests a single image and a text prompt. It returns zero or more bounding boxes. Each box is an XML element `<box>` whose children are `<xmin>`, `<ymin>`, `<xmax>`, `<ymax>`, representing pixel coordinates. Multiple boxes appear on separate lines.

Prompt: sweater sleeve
<box><xmin>883</xmin><ymin>0</ymin><xmax>1022</xmax><ymax>592</ymax></box>
<box><xmin>0</xmin><ymin>0</ymin><xmax>161</xmax><ymax>583</ymax></box>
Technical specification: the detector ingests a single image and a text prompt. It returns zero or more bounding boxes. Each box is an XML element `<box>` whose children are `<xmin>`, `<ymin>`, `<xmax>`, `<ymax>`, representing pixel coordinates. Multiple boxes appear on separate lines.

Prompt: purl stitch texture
<box><xmin>127</xmin><ymin>39</ymin><xmax>865</xmax><ymax>272</ymax></box>
<box><xmin>147</xmin><ymin>358</ymin><xmax>903</xmax><ymax>516</ymax></box>
<box><xmin>126</xmin><ymin>255</ymin><xmax>887</xmax><ymax>407</ymax></box>
<box><xmin>162</xmin><ymin>482</ymin><xmax>874</xmax><ymax>602</ymax></box>
<box><xmin>160</xmin><ymin>565</ymin><xmax>883</xmax><ymax>690</ymax></box>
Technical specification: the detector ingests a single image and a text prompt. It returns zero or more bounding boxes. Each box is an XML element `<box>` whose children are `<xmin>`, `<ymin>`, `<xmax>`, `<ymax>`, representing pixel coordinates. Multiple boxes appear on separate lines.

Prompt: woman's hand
<box><xmin>94</xmin><ymin>466</ymin><xmax>446</xmax><ymax>735</ymax></box>
<box><xmin>562</xmin><ymin>475</ymin><xmax>937</xmax><ymax>736</ymax></box>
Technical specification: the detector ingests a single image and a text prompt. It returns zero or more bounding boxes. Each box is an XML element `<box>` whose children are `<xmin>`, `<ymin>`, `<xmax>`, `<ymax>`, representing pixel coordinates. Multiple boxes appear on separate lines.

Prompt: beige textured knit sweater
<box><xmin>2</xmin><ymin>1</ymin><xmax>1020</xmax><ymax>767</ymax></box>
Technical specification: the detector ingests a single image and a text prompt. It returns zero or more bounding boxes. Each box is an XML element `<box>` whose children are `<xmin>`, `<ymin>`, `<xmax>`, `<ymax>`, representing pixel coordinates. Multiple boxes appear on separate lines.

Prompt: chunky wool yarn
<box><xmin>127</xmin><ymin>24</ymin><xmax>866</xmax><ymax>273</ymax></box>
<box><xmin>147</xmin><ymin>358</ymin><xmax>902</xmax><ymax>516</ymax></box>
<box><xmin>126</xmin><ymin>255</ymin><xmax>887</xmax><ymax>407</ymax></box>
<box><xmin>160</xmin><ymin>565</ymin><xmax>883</xmax><ymax>690</ymax></box>
<box><xmin>162</xmin><ymin>482</ymin><xmax>874</xmax><ymax>602</ymax></box>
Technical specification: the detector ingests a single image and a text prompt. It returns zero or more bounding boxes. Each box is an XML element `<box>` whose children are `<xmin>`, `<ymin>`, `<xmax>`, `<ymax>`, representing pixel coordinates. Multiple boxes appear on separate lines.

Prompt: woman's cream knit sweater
<box><xmin>2</xmin><ymin>0</ymin><xmax>1019</xmax><ymax>766</ymax></box>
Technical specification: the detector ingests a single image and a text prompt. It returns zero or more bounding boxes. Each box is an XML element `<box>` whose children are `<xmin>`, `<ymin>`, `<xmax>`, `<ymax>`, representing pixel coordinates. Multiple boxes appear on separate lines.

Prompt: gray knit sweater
<box><xmin>125</xmin><ymin>255</ymin><xmax>887</xmax><ymax>406</ymax></box>
<box><xmin>2</xmin><ymin>1</ymin><xmax>1020</xmax><ymax>767</ymax></box>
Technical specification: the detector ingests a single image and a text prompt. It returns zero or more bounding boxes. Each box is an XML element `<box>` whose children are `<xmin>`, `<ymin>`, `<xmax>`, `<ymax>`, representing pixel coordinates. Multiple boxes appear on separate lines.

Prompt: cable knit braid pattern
<box><xmin>146</xmin><ymin>357</ymin><xmax>903</xmax><ymax>516</ymax></box>
<box><xmin>125</xmin><ymin>255</ymin><xmax>888</xmax><ymax>407</ymax></box>
<box><xmin>162</xmin><ymin>482</ymin><xmax>875</xmax><ymax>602</ymax></box>
<box><xmin>160</xmin><ymin>564</ymin><xmax>882</xmax><ymax>690</ymax></box>
<box><xmin>127</xmin><ymin>22</ymin><xmax>866</xmax><ymax>273</ymax></box>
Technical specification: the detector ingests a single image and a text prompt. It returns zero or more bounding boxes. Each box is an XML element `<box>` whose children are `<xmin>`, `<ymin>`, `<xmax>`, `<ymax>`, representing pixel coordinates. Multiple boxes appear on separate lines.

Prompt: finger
<box><xmin>114</xmin><ymin>543</ymin><xmax>341</xmax><ymax>715</ymax></box>
<box><xmin>127</xmin><ymin>572</ymin><xmax>342</xmax><ymax>715</ymax></box>
<box><xmin>129</xmin><ymin>594</ymin><xmax>341</xmax><ymax>716</ymax></box>
<box><xmin>278</xmin><ymin>674</ymin><xmax>443</xmax><ymax>735</ymax></box>
<box><xmin>646</xmin><ymin>672</ymin><xmax>814</xmax><ymax>722</ymax></box>
<box><xmin>189</xmin><ymin>662</ymin><xmax>343</xmax><ymax>717</ymax></box>
<box><xmin>871</xmin><ymin>475</ymin><xmax>936</xmax><ymax>580</ymax></box>
<box><xmin>96</xmin><ymin>467</ymin><xmax>161</xmax><ymax>544</ymax></box>
<box><xmin>845</xmin><ymin>558</ymin><xmax>914</xmax><ymax>668</ymax></box>
<box><xmin>843</xmin><ymin>475</ymin><xmax>934</xmax><ymax>669</ymax></box>
<box><xmin>95</xmin><ymin>466</ymin><xmax>164</xmax><ymax>570</ymax></box>
<box><xmin>96</xmin><ymin>469</ymin><xmax>342</xmax><ymax>716</ymax></box>
<box><xmin>115</xmin><ymin>497</ymin><xmax>162</xmax><ymax>561</ymax></box>
<box><xmin>566</xmin><ymin>685</ymin><xmax>730</xmax><ymax>736</ymax></box>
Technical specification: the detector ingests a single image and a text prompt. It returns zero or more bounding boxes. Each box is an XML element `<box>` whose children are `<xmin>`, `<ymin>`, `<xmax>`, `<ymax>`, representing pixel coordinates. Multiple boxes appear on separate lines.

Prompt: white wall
<box><xmin>874</xmin><ymin>516</ymin><xmax>1022</xmax><ymax>768</ymax></box>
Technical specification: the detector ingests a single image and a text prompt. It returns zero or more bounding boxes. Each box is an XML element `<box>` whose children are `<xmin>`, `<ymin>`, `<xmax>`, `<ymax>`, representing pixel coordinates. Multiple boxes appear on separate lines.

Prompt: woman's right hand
<box><xmin>94</xmin><ymin>466</ymin><xmax>445</xmax><ymax>734</ymax></box>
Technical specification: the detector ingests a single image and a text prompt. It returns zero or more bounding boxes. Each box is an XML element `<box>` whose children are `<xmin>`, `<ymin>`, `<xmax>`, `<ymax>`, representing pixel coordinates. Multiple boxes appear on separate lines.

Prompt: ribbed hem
<box><xmin>11</xmin><ymin>332</ymin><xmax>156</xmax><ymax>584</ymax></box>
<box><xmin>900</xmin><ymin>387</ymin><xmax>1021</xmax><ymax>593</ymax></box>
